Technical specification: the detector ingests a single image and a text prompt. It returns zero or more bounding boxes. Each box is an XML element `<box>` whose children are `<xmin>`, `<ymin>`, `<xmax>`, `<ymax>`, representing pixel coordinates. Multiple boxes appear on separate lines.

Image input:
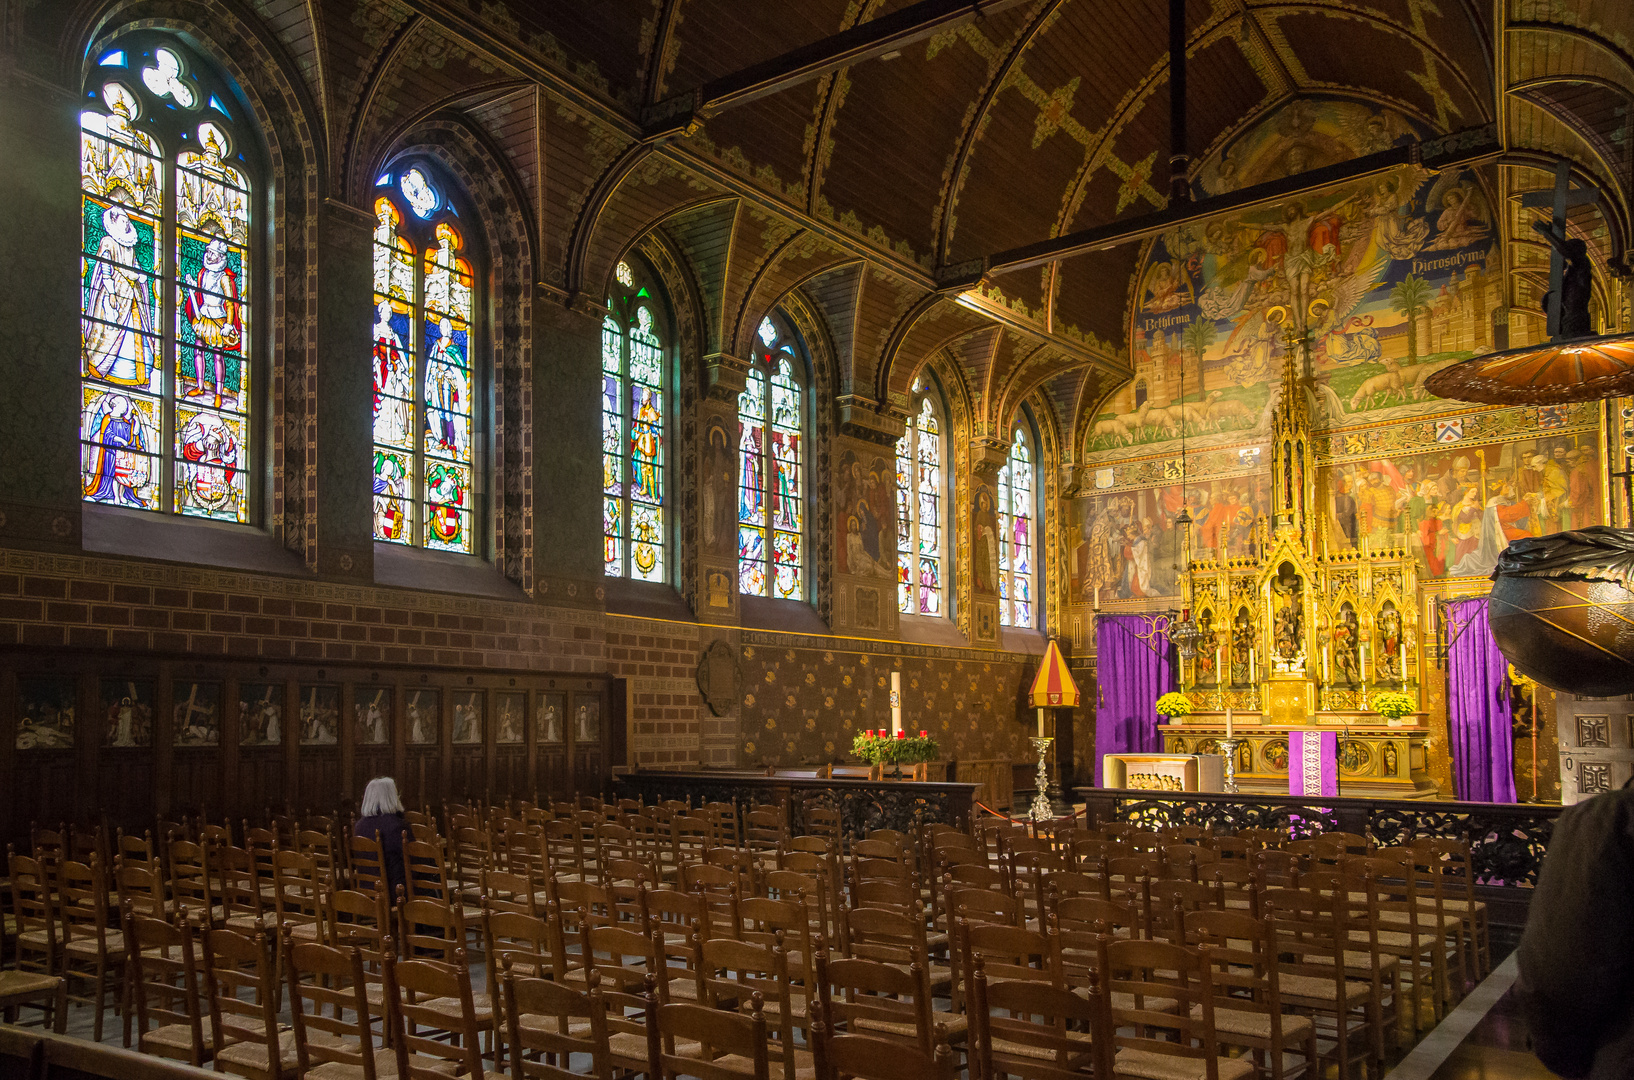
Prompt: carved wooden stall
<box><xmin>615</xmin><ymin>770</ymin><xmax>978</xmax><ymax>840</ymax></box>
<box><xmin>2</xmin><ymin>652</ymin><xmax>610</xmax><ymax>846</ymax></box>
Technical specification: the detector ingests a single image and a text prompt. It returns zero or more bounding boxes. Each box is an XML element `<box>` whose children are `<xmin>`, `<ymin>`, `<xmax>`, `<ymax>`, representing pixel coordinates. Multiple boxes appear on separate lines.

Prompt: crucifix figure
<box><xmin>1525</xmin><ymin>159</ymin><xmax>1598</xmax><ymax>339</ymax></box>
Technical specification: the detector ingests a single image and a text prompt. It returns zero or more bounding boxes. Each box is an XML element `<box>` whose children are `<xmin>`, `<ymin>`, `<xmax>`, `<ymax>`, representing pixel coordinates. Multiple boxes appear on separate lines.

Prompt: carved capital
<box><xmin>836</xmin><ymin>395</ymin><xmax>906</xmax><ymax>445</ymax></box>
<box><xmin>970</xmin><ymin>436</ymin><xmax>1009</xmax><ymax>477</ymax></box>
<box><xmin>705</xmin><ymin>352</ymin><xmax>751</xmax><ymax>401</ymax></box>
<box><xmin>1058</xmin><ymin>464</ymin><xmax>1086</xmax><ymax>498</ymax></box>
<box><xmin>533</xmin><ymin>286</ymin><xmax>607</xmax><ymax>333</ymax></box>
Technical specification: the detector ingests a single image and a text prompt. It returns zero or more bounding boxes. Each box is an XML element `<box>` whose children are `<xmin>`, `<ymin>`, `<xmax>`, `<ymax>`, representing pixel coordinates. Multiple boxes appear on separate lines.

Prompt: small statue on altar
<box><xmin>1377</xmin><ymin>606</ymin><xmax>1403</xmax><ymax>682</ymax></box>
<box><xmin>1272</xmin><ymin>564</ymin><xmax>1304</xmax><ymax>662</ymax></box>
<box><xmin>1196</xmin><ymin>610</ymin><xmax>1220</xmax><ymax>684</ymax></box>
<box><xmin>1231</xmin><ymin>612</ymin><xmax>1254</xmax><ymax>686</ymax></box>
<box><xmin>1333</xmin><ymin>606</ymin><xmax>1361</xmax><ymax>687</ymax></box>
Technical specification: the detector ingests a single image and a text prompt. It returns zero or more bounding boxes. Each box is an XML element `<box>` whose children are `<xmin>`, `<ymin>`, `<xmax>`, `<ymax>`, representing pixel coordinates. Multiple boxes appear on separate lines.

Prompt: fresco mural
<box><xmin>1070</xmin><ymin>99</ymin><xmax>1573</xmax><ymax>593</ymax></box>
<box><xmin>1322</xmin><ymin>428</ymin><xmax>1603</xmax><ymax>578</ymax></box>
<box><xmin>836</xmin><ymin>447</ymin><xmax>895</xmax><ymax>579</ymax></box>
<box><xmin>1070</xmin><ymin>473</ymin><xmax>1271</xmax><ymax>602</ymax></box>
<box><xmin>1090</xmin><ymin>100</ymin><xmax>1500</xmax><ymax>463</ymax></box>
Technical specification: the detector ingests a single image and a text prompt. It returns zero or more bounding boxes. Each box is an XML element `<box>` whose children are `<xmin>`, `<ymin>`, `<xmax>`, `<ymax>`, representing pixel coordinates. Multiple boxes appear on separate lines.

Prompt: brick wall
<box><xmin>0</xmin><ymin>548</ymin><xmax>604</xmax><ymax>671</ymax></box>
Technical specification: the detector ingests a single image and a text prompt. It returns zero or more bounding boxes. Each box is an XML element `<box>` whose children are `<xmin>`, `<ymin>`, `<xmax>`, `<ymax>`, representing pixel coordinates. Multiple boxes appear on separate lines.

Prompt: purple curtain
<box><xmin>1446</xmin><ymin>597</ymin><xmax>1516</xmax><ymax>803</ymax></box>
<box><xmin>1093</xmin><ymin>615</ymin><xmax>1175</xmax><ymax>786</ymax></box>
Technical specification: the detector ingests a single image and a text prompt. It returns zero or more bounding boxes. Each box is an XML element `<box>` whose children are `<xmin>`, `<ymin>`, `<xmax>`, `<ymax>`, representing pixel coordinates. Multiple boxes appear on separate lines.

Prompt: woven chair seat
<box><xmin>851</xmin><ymin>1010</ymin><xmax>967</xmax><ymax>1042</ymax></box>
<box><xmin>0</xmin><ymin>971</ymin><xmax>63</xmax><ymax>1000</ymax></box>
<box><xmin>1191</xmin><ymin>1005</ymin><xmax>1314</xmax><ymax>1042</ymax></box>
<box><xmin>610</xmin><ymin>1032</ymin><xmax>699</xmax><ymax>1069</ymax></box>
<box><xmin>64</xmin><ymin>934</ymin><xmax>126</xmax><ymax>960</ymax></box>
<box><xmin>1277</xmin><ymin>974</ymin><xmax>1372</xmax><ymax>1007</ymax></box>
<box><xmin>712</xmin><ymin>1047</ymin><xmax>817</xmax><ymax>1080</ymax></box>
<box><xmin>137</xmin><ymin>1022</ymin><xmax>219</xmax><ymax>1059</ymax></box>
<box><xmin>214</xmin><ymin>1029</ymin><xmax>300</xmax><ymax>1078</ymax></box>
<box><xmin>1115</xmin><ymin>1047</ymin><xmax>1255</xmax><ymax>1080</ymax></box>
<box><xmin>989</xmin><ymin>1025</ymin><xmax>1095</xmax><ymax>1062</ymax></box>
<box><xmin>1313</xmin><ymin>948</ymin><xmax>1402</xmax><ymax>974</ymax></box>
<box><xmin>420</xmin><ymin>991</ymin><xmax>494</xmax><ymax>1026</ymax></box>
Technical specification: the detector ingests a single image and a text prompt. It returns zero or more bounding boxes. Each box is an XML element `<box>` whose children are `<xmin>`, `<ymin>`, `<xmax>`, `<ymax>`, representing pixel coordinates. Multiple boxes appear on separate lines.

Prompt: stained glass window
<box><xmin>371</xmin><ymin>166</ymin><xmax>478</xmax><ymax>554</ymax></box>
<box><xmin>80</xmin><ymin>38</ymin><xmax>257</xmax><ymax>521</ymax></box>
<box><xmin>603</xmin><ymin>259</ymin><xmax>667</xmax><ymax>581</ymax></box>
<box><xmin>997</xmin><ymin>424</ymin><xmax>1035</xmax><ymax>628</ymax></box>
<box><xmin>896</xmin><ymin>378</ymin><xmax>946</xmax><ymax>616</ymax></box>
<box><xmin>738</xmin><ymin>315</ymin><xmax>805</xmax><ymax>600</ymax></box>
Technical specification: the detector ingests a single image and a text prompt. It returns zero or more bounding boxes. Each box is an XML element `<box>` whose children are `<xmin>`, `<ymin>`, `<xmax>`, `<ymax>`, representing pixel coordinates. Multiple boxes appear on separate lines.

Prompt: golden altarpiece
<box><xmin>1159</xmin><ymin>331</ymin><xmax>1439</xmax><ymax>798</ymax></box>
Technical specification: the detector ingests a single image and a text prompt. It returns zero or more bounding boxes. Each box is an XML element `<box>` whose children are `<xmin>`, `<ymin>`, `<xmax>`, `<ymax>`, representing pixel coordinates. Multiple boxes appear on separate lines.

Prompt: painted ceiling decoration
<box><xmin>39</xmin><ymin>0</ymin><xmax>1631</xmax><ymax>453</ymax></box>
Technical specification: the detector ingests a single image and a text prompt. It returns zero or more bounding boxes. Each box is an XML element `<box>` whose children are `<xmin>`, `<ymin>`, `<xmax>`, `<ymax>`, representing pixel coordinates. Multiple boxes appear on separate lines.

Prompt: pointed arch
<box><xmin>78</xmin><ymin>32</ymin><xmax>264</xmax><ymax>524</ymax></box>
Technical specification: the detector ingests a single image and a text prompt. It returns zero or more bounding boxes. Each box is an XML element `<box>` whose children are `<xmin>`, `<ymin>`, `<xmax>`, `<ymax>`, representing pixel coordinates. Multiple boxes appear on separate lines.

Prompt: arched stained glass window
<box><xmin>371</xmin><ymin>164</ymin><xmax>478</xmax><ymax>554</ymax></box>
<box><xmin>738</xmin><ymin>315</ymin><xmax>805</xmax><ymax>599</ymax></box>
<box><xmin>896</xmin><ymin>377</ymin><xmax>946</xmax><ymax>616</ymax></box>
<box><xmin>997</xmin><ymin>423</ymin><xmax>1036</xmax><ymax>628</ymax></box>
<box><xmin>603</xmin><ymin>260</ymin><xmax>667</xmax><ymax>581</ymax></box>
<box><xmin>80</xmin><ymin>37</ymin><xmax>258</xmax><ymax>521</ymax></box>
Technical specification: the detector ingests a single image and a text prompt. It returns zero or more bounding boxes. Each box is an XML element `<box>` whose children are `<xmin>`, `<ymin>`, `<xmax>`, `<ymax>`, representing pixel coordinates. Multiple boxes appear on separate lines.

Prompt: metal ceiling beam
<box><xmin>956</xmin><ymin>123</ymin><xmax>1503</xmax><ymax>283</ymax></box>
<box><xmin>645</xmin><ymin>0</ymin><xmax>1035</xmax><ymax>134</ymax></box>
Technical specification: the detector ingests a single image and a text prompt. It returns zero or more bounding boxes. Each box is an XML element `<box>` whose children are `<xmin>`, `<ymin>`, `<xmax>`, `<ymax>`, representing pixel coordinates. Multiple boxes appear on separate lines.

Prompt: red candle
<box><xmin>919</xmin><ymin>730</ymin><xmax>928</xmax><ymax>738</ymax></box>
<box><xmin>896</xmin><ymin>730</ymin><xmax>906</xmax><ymax>739</ymax></box>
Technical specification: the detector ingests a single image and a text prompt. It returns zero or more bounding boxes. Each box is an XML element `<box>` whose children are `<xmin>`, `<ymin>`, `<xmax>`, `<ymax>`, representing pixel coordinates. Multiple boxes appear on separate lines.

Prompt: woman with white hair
<box><xmin>355</xmin><ymin>777</ymin><xmax>409</xmax><ymax>902</ymax></box>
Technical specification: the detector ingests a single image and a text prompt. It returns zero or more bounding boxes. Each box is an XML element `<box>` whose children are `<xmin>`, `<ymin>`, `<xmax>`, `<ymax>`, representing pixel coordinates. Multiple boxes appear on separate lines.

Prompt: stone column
<box><xmin>696</xmin><ymin>351</ymin><xmax>748</xmax><ymax>623</ymax></box>
<box><xmin>830</xmin><ymin>397</ymin><xmax>906</xmax><ymax>637</ymax></box>
<box><xmin>532</xmin><ymin>295</ymin><xmax>604</xmax><ymax>585</ymax></box>
<box><xmin>310</xmin><ymin>200</ymin><xmax>376</xmax><ymax>579</ymax></box>
<box><xmin>969</xmin><ymin>437</ymin><xmax>1010</xmax><ymax>645</ymax></box>
<box><xmin>0</xmin><ymin>69</ymin><xmax>82</xmax><ymax>549</ymax></box>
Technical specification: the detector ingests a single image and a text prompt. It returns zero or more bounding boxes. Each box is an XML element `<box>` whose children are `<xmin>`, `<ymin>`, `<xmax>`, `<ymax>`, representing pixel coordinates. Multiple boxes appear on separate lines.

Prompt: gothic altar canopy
<box><xmin>1159</xmin><ymin>325</ymin><xmax>1437</xmax><ymax>798</ymax></box>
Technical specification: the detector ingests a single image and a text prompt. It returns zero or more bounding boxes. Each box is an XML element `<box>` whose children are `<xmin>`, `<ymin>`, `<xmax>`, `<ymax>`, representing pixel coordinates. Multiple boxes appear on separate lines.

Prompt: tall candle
<box><xmin>1037</xmin><ymin>708</ymin><xmax>1046</xmax><ymax>739</ymax></box>
<box><xmin>1249</xmin><ymin>649</ymin><xmax>1256</xmax><ymax>683</ymax></box>
<box><xmin>890</xmin><ymin>671</ymin><xmax>902</xmax><ymax>736</ymax></box>
<box><xmin>1225</xmin><ymin>707</ymin><xmax>1234</xmax><ymax>738</ymax></box>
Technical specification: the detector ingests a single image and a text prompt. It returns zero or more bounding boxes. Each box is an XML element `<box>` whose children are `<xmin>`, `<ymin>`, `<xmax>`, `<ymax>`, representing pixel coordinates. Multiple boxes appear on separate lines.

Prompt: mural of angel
<box><xmin>1423</xmin><ymin>176</ymin><xmax>1490</xmax><ymax>252</ymax></box>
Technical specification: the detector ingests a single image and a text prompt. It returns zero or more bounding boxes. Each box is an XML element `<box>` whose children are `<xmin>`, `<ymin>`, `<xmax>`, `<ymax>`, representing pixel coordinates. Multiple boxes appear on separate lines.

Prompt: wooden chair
<box><xmin>271</xmin><ymin>848</ymin><xmax>324</xmax><ymax>945</ymax></box>
<box><xmin>483</xmin><ymin>909</ymin><xmax>563</xmax><ymax>1021</ymax></box>
<box><xmin>403</xmin><ymin>837</ymin><xmax>452</xmax><ymax>902</ymax></box>
<box><xmin>502</xmin><ymin>972</ymin><xmax>613</xmax><ymax>1080</ymax></box>
<box><xmin>168</xmin><ymin>839</ymin><xmax>218</xmax><ymax>929</ymax></box>
<box><xmin>122</xmin><ymin>912</ymin><xmax>209</xmax><ymax>1064</ymax></box>
<box><xmin>1183</xmin><ymin>907</ymin><xmax>1318</xmax><ymax>1080</ymax></box>
<box><xmin>383</xmin><ymin>951</ymin><xmax>488</xmax><ymax>1080</ymax></box>
<box><xmin>845</xmin><ymin>905</ymin><xmax>949</xmax><ymax>996</ymax></box>
<box><xmin>1412</xmin><ymin>837</ymin><xmax>1489</xmax><ymax>980</ymax></box>
<box><xmin>1096</xmin><ymin>937</ymin><xmax>1249</xmax><ymax>1080</ymax></box>
<box><xmin>1258</xmin><ymin>888</ymin><xmax>1378</xmax><ymax>1080</ymax></box>
<box><xmin>809</xmin><ymin>1005</ymin><xmax>956</xmax><ymax>1080</ymax></box>
<box><xmin>200</xmin><ymin>927</ymin><xmax>299</xmax><ymax>1080</ymax></box>
<box><xmin>284</xmin><ymin>937</ymin><xmax>394</xmax><ymax>1080</ymax></box>
<box><xmin>696</xmin><ymin>934</ymin><xmax>812</xmax><ymax>1080</ymax></box>
<box><xmin>348</xmin><ymin>832</ymin><xmax>387</xmax><ymax>898</ymax></box>
<box><xmin>0</xmin><ymin>970</ymin><xmax>67</xmax><ymax>1033</ymax></box>
<box><xmin>7</xmin><ymin>852</ymin><xmax>58</xmax><ymax>978</ymax></box>
<box><xmin>58</xmin><ymin>856</ymin><xmax>125</xmax><ymax>1041</ymax></box>
<box><xmin>968</xmin><ymin>957</ymin><xmax>1103</xmax><ymax>1080</ymax></box>
<box><xmin>814</xmin><ymin>949</ymin><xmax>934</xmax><ymax>1053</ymax></box>
<box><xmin>646</xmin><ymin>998</ymin><xmax>771</xmax><ymax>1080</ymax></box>
<box><xmin>215</xmin><ymin>847</ymin><xmax>271</xmax><ymax>934</ymax></box>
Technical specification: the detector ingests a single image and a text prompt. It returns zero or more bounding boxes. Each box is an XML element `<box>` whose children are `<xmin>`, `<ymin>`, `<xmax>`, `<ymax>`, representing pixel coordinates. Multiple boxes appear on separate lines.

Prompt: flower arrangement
<box><xmin>1154</xmin><ymin>692</ymin><xmax>1194</xmax><ymax>718</ymax></box>
<box><xmin>852</xmin><ymin>729</ymin><xmax>940</xmax><ymax>766</ymax></box>
<box><xmin>1373</xmin><ymin>691</ymin><xmax>1416</xmax><ymax>720</ymax></box>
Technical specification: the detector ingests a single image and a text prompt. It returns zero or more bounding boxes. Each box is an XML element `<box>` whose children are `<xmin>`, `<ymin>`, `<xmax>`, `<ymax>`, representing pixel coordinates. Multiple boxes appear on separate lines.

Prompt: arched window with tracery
<box><xmin>602</xmin><ymin>260</ymin><xmax>668</xmax><ymax>582</ymax></box>
<box><xmin>997</xmin><ymin>421</ymin><xmax>1037</xmax><ymax>628</ymax></box>
<box><xmin>896</xmin><ymin>376</ymin><xmax>947</xmax><ymax>616</ymax></box>
<box><xmin>371</xmin><ymin>163</ymin><xmax>479</xmax><ymax>554</ymax></box>
<box><xmin>738</xmin><ymin>315</ymin><xmax>806</xmax><ymax>600</ymax></box>
<box><xmin>80</xmin><ymin>36</ymin><xmax>260</xmax><ymax>521</ymax></box>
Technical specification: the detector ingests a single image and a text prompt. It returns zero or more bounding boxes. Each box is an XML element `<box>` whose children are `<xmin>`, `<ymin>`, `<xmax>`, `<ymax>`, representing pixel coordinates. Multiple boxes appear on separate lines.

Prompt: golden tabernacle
<box><xmin>1161</xmin><ymin>335</ymin><xmax>1438</xmax><ymax>799</ymax></box>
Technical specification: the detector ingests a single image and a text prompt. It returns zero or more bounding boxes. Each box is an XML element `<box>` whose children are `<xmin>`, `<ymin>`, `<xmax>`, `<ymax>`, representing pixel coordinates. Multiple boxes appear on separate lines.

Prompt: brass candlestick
<box><xmin>1029</xmin><ymin>737</ymin><xmax>1055</xmax><ymax>822</ymax></box>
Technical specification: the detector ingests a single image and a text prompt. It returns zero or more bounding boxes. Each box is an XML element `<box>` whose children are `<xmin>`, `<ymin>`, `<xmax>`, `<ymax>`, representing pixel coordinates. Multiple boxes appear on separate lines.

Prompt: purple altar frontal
<box><xmin>1290</xmin><ymin>730</ymin><xmax>1338</xmax><ymax>797</ymax></box>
